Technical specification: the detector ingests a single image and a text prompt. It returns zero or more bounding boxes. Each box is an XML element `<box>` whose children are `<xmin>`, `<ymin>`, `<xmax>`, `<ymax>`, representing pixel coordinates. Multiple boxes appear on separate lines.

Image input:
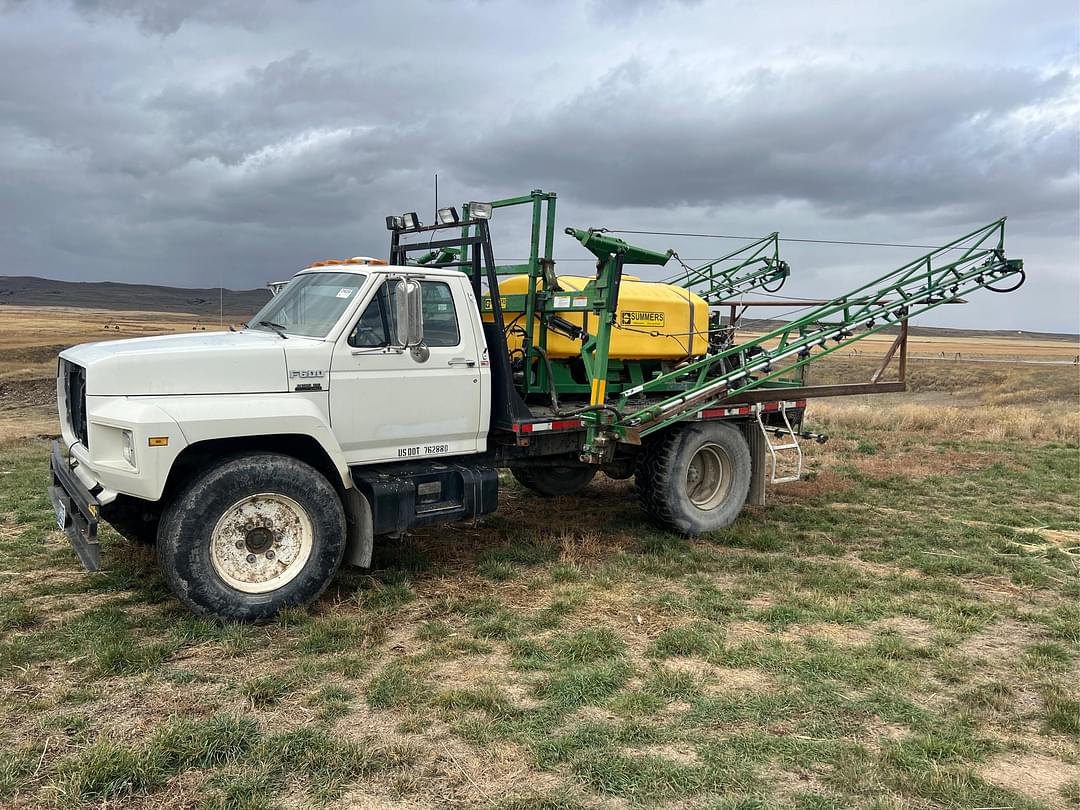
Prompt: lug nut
<box><xmin>266</xmin><ymin>551</ymin><xmax>275</xmax><ymax>560</ymax></box>
<box><xmin>235</xmin><ymin>540</ymin><xmax>244</xmax><ymax>550</ymax></box>
<box><xmin>246</xmin><ymin>554</ymin><xmax>256</xmax><ymax>564</ymax></box>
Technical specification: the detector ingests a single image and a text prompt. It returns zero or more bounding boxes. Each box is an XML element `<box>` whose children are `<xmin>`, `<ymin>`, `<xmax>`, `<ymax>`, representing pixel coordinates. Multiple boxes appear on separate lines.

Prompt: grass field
<box><xmin>0</xmin><ymin>311</ymin><xmax>1077</xmax><ymax>808</ymax></box>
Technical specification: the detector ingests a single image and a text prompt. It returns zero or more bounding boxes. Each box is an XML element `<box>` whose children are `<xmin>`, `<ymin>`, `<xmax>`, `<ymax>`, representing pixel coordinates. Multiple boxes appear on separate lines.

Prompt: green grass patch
<box><xmin>1</xmin><ymin>417</ymin><xmax>1077</xmax><ymax>809</ymax></box>
<box><xmin>534</xmin><ymin>660</ymin><xmax>634</xmax><ymax>709</ymax></box>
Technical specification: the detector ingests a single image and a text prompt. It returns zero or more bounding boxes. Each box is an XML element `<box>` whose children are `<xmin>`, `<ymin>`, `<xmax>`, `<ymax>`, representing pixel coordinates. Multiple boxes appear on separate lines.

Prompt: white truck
<box><xmin>48</xmin><ymin>194</ymin><xmax>1022</xmax><ymax>621</ymax></box>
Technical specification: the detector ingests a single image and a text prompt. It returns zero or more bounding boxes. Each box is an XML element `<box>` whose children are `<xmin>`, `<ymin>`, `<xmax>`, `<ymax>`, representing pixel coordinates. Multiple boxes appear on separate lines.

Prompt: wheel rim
<box><xmin>685</xmin><ymin>442</ymin><xmax>733</xmax><ymax>511</ymax></box>
<box><xmin>209</xmin><ymin>493</ymin><xmax>314</xmax><ymax>594</ymax></box>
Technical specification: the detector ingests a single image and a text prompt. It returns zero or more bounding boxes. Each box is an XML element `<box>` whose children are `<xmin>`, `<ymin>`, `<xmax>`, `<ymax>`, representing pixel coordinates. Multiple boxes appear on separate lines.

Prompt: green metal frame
<box><xmin>572</xmin><ymin>218</ymin><xmax>1021</xmax><ymax>453</ymax></box>
<box><xmin>462</xmin><ymin>190</ymin><xmax>559</xmax><ymax>396</ymax></box>
<box><xmin>562</xmin><ymin>228</ymin><xmax>673</xmax><ymax>406</ymax></box>
<box><xmin>451</xmin><ymin>192</ymin><xmax>796</xmax><ymax>400</ymax></box>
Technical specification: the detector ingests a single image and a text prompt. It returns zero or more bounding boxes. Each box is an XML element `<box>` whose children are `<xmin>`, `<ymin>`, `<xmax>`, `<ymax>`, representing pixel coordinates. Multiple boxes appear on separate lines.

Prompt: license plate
<box><xmin>54</xmin><ymin>500</ymin><xmax>66</xmax><ymax>529</ymax></box>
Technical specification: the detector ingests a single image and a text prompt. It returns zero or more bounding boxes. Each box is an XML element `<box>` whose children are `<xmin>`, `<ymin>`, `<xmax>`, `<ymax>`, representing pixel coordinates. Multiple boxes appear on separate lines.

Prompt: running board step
<box><xmin>351</xmin><ymin>462</ymin><xmax>499</xmax><ymax>536</ymax></box>
<box><xmin>756</xmin><ymin>406</ymin><xmax>803</xmax><ymax>484</ymax></box>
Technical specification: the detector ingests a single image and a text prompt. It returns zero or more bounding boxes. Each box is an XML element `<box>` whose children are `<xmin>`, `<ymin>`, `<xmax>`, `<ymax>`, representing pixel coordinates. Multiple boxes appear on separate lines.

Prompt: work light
<box><xmin>467</xmin><ymin>202</ymin><xmax>493</xmax><ymax>220</ymax></box>
<box><xmin>436</xmin><ymin>206</ymin><xmax>460</xmax><ymax>225</ymax></box>
<box><xmin>401</xmin><ymin>212</ymin><xmax>420</xmax><ymax>230</ymax></box>
<box><xmin>385</xmin><ymin>215</ymin><xmax>404</xmax><ymax>231</ymax></box>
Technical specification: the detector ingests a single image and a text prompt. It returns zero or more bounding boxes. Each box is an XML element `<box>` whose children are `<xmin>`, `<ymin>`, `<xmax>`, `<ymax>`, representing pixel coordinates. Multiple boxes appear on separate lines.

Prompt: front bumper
<box><xmin>48</xmin><ymin>441</ymin><xmax>102</xmax><ymax>571</ymax></box>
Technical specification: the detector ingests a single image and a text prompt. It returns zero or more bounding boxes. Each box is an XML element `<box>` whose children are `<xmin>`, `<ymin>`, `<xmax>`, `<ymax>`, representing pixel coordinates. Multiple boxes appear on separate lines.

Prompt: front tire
<box><xmin>158</xmin><ymin>453</ymin><xmax>346</xmax><ymax>622</ymax></box>
<box><xmin>635</xmin><ymin>422</ymin><xmax>751</xmax><ymax>535</ymax></box>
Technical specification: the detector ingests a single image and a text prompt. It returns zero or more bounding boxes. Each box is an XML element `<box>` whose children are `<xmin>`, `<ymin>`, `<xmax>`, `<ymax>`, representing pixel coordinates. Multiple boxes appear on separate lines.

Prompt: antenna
<box><xmin>434</xmin><ymin>172</ymin><xmax>438</xmax><ymax>220</ymax></box>
<box><xmin>219</xmin><ymin>268</ymin><xmax>223</xmax><ymax>329</ymax></box>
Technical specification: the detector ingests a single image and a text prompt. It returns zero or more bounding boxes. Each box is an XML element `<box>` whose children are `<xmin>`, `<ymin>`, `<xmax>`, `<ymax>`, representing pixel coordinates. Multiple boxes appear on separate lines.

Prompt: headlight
<box><xmin>121</xmin><ymin>430</ymin><xmax>136</xmax><ymax>467</ymax></box>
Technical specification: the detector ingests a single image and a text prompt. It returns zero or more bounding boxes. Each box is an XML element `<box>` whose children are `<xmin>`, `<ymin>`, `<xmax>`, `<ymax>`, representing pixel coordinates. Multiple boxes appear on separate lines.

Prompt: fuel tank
<box><xmin>485</xmin><ymin>275</ymin><xmax>708</xmax><ymax>360</ymax></box>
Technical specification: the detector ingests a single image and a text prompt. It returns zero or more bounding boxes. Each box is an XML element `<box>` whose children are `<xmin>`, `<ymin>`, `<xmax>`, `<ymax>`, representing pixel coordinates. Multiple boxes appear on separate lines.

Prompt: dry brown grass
<box><xmin>800</xmin><ymin>350</ymin><xmax>1080</xmax><ymax>442</ymax></box>
<box><xmin>741</xmin><ymin>327</ymin><xmax>1078</xmax><ymax>360</ymax></box>
<box><xmin>0</xmin><ymin>305</ymin><xmax>232</xmax><ymax>380</ymax></box>
<box><xmin>809</xmin><ymin>400</ymin><xmax>1080</xmax><ymax>442</ymax></box>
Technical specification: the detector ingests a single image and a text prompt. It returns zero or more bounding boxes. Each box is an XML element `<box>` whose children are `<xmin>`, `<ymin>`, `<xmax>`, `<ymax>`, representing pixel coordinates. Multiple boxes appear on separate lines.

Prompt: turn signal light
<box><xmin>148</xmin><ymin>437</ymin><xmax>169</xmax><ymax>447</ymax></box>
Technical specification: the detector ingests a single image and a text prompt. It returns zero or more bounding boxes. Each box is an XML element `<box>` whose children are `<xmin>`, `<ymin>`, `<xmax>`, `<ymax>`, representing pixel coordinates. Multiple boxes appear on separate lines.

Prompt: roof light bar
<box><xmin>467</xmin><ymin>202</ymin><xmax>493</xmax><ymax>220</ymax></box>
<box><xmin>436</xmin><ymin>206</ymin><xmax>460</xmax><ymax>225</ymax></box>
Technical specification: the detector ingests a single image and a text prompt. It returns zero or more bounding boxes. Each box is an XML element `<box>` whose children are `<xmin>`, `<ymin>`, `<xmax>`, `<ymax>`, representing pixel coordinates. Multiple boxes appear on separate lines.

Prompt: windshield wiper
<box><xmin>257</xmin><ymin>320</ymin><xmax>289</xmax><ymax>339</ymax></box>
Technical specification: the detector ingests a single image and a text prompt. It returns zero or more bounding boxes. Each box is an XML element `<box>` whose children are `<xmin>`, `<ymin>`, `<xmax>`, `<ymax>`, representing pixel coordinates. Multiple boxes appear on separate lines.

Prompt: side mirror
<box><xmin>392</xmin><ymin>279</ymin><xmax>424</xmax><ymax>348</ymax></box>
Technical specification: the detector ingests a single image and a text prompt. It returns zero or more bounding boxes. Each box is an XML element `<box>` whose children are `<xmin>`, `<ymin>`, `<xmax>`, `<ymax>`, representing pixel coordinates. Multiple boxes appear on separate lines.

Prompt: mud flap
<box><xmin>744</xmin><ymin>422</ymin><xmax>767</xmax><ymax>507</ymax></box>
<box><xmin>342</xmin><ymin>487</ymin><xmax>374</xmax><ymax>569</ymax></box>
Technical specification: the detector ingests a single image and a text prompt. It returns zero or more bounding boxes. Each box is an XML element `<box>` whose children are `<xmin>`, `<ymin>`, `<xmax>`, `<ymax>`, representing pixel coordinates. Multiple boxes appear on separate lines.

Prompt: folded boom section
<box><xmin>590</xmin><ymin>219</ymin><xmax>1022</xmax><ymax>439</ymax></box>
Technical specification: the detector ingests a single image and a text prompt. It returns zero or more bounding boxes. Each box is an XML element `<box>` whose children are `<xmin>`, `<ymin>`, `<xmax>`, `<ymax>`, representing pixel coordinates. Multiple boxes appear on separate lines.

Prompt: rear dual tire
<box><xmin>635</xmin><ymin>422</ymin><xmax>751</xmax><ymax>535</ymax></box>
<box><xmin>157</xmin><ymin>453</ymin><xmax>346</xmax><ymax>623</ymax></box>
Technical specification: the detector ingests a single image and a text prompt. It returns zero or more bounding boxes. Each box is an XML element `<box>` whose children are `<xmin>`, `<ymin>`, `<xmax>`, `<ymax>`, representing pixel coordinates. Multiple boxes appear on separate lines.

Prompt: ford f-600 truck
<box><xmin>48</xmin><ymin>190</ymin><xmax>1023</xmax><ymax>621</ymax></box>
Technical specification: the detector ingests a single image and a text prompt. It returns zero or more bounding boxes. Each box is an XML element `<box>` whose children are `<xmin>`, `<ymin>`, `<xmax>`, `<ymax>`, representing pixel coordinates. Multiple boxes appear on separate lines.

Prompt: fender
<box><xmin>147</xmin><ymin>394</ymin><xmax>374</xmax><ymax>568</ymax></box>
<box><xmin>152</xmin><ymin>393</ymin><xmax>352</xmax><ymax>491</ymax></box>
<box><xmin>69</xmin><ymin>395</ymin><xmax>188</xmax><ymax>503</ymax></box>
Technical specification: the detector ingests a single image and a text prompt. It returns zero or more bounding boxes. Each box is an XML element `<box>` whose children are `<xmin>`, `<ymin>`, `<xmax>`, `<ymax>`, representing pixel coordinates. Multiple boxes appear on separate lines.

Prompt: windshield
<box><xmin>248</xmin><ymin>271</ymin><xmax>367</xmax><ymax>338</ymax></box>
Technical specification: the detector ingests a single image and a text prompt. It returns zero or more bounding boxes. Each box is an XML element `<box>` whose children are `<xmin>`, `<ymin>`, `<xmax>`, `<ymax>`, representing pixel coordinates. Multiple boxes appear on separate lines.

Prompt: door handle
<box><xmin>448</xmin><ymin>358</ymin><xmax>476</xmax><ymax>367</ymax></box>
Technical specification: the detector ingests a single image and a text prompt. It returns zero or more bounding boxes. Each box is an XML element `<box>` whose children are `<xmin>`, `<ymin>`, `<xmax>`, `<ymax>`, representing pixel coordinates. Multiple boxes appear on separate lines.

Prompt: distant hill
<box><xmin>0</xmin><ymin>275</ymin><xmax>271</xmax><ymax>316</ymax></box>
<box><xmin>0</xmin><ymin>275</ymin><xmax>1076</xmax><ymax>342</ymax></box>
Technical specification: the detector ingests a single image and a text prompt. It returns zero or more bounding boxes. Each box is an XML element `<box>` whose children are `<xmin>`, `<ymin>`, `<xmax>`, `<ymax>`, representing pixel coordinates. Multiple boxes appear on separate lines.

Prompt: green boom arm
<box><xmin>660</xmin><ymin>232</ymin><xmax>790</xmax><ymax>302</ymax></box>
<box><xmin>578</xmin><ymin>218</ymin><xmax>1022</xmax><ymax>451</ymax></box>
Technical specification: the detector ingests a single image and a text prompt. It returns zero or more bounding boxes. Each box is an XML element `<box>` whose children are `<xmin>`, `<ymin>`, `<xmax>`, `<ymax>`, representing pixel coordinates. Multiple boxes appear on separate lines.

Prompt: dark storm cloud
<box><xmin>454</xmin><ymin>61</ymin><xmax>1077</xmax><ymax>223</ymax></box>
<box><xmin>69</xmin><ymin>0</ymin><xmax>271</xmax><ymax>35</ymax></box>
<box><xmin>0</xmin><ymin>0</ymin><xmax>1076</xmax><ymax>330</ymax></box>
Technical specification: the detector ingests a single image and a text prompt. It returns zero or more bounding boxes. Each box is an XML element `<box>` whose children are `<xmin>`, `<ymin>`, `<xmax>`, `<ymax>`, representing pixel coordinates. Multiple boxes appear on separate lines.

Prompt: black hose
<box><xmin>534</xmin><ymin>346</ymin><xmax>562</xmax><ymax>414</ymax></box>
<box><xmin>985</xmin><ymin>268</ymin><xmax>1025</xmax><ymax>293</ymax></box>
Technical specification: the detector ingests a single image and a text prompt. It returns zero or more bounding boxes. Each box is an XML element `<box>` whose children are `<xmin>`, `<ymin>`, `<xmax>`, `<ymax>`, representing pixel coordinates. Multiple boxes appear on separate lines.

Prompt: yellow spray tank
<box><xmin>485</xmin><ymin>275</ymin><xmax>709</xmax><ymax>360</ymax></box>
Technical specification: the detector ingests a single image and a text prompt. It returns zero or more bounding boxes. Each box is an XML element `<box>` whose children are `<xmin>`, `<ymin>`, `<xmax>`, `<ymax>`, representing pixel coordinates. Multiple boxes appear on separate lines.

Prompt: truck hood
<box><xmin>60</xmin><ymin>331</ymin><xmax>315</xmax><ymax>396</ymax></box>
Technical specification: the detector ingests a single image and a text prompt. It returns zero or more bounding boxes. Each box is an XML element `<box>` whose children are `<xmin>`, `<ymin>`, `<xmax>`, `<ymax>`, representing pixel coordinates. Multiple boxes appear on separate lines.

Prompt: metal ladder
<box><xmin>756</xmin><ymin>405</ymin><xmax>803</xmax><ymax>484</ymax></box>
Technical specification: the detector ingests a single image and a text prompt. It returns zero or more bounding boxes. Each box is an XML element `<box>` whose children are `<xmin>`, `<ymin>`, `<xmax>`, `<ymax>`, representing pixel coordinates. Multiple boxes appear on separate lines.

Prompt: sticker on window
<box><xmin>336</xmin><ymin>288</ymin><xmax>354</xmax><ymax>299</ymax></box>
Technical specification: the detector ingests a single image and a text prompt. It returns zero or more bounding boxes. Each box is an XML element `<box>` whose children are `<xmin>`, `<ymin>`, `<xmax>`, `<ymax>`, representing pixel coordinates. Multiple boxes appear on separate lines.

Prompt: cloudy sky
<box><xmin>1</xmin><ymin>0</ymin><xmax>1077</xmax><ymax>330</ymax></box>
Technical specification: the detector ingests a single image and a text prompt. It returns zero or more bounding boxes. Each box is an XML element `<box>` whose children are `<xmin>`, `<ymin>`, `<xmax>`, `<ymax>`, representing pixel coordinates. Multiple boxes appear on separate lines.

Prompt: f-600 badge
<box><xmin>290</xmin><ymin>370</ymin><xmax>326</xmax><ymax>378</ymax></box>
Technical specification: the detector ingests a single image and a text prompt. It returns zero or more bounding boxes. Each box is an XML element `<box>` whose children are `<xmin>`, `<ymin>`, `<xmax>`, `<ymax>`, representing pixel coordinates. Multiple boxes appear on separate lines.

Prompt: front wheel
<box><xmin>635</xmin><ymin>422</ymin><xmax>751</xmax><ymax>535</ymax></box>
<box><xmin>158</xmin><ymin>453</ymin><xmax>346</xmax><ymax>622</ymax></box>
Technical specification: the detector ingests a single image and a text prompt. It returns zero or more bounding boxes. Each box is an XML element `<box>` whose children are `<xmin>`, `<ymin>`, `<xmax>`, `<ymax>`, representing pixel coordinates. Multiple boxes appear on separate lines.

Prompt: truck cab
<box><xmin>50</xmin><ymin>258</ymin><xmax>507</xmax><ymax>618</ymax></box>
<box><xmin>56</xmin><ymin>261</ymin><xmax>492</xmax><ymax>493</ymax></box>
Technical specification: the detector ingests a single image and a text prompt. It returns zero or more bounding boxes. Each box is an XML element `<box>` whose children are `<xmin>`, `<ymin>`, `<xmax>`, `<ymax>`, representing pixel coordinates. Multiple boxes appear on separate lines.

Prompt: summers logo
<box><xmin>290</xmin><ymin>370</ymin><xmax>326</xmax><ymax>378</ymax></box>
<box><xmin>621</xmin><ymin>311</ymin><xmax>665</xmax><ymax>328</ymax></box>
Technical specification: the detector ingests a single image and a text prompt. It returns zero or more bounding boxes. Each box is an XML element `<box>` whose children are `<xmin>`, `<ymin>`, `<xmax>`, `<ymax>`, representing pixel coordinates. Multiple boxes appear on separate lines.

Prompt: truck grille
<box><xmin>63</xmin><ymin>361</ymin><xmax>88</xmax><ymax>448</ymax></box>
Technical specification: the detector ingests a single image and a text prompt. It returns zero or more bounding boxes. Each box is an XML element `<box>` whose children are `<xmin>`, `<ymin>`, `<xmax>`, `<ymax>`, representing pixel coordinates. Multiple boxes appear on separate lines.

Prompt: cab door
<box><xmin>329</xmin><ymin>276</ymin><xmax>484</xmax><ymax>465</ymax></box>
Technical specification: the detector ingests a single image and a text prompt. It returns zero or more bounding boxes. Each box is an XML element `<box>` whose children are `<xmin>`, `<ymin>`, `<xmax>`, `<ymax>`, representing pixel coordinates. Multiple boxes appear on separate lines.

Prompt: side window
<box><xmin>420</xmin><ymin>281</ymin><xmax>460</xmax><ymax>347</ymax></box>
<box><xmin>348</xmin><ymin>284</ymin><xmax>396</xmax><ymax>347</ymax></box>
